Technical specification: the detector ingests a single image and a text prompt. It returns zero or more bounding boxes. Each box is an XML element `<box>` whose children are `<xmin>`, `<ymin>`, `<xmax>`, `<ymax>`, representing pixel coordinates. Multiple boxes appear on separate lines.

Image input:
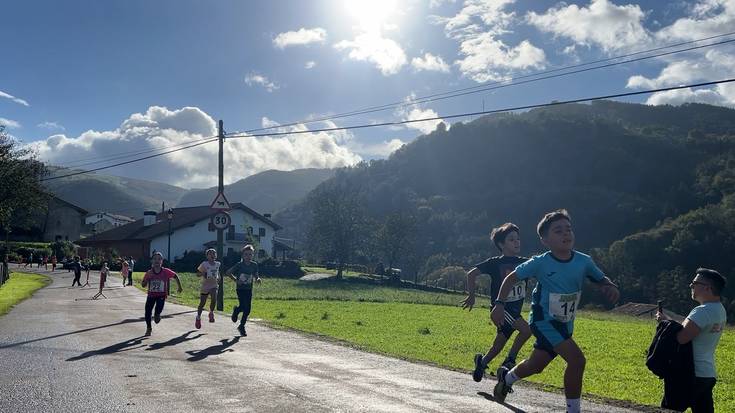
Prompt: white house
<box><xmin>76</xmin><ymin>203</ymin><xmax>285</xmax><ymax>261</ymax></box>
<box><xmin>85</xmin><ymin>212</ymin><xmax>135</xmax><ymax>233</ymax></box>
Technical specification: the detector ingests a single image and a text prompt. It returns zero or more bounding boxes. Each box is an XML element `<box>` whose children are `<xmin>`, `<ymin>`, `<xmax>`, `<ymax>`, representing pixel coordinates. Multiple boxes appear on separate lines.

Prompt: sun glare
<box><xmin>344</xmin><ymin>0</ymin><xmax>399</xmax><ymax>31</ymax></box>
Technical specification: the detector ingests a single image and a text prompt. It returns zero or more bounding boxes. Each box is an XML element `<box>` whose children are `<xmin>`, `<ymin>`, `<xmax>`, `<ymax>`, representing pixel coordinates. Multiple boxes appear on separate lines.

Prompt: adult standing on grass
<box><xmin>491</xmin><ymin>210</ymin><xmax>619</xmax><ymax>413</ymax></box>
<box><xmin>141</xmin><ymin>251</ymin><xmax>182</xmax><ymax>337</ymax></box>
<box><xmin>225</xmin><ymin>244</ymin><xmax>261</xmax><ymax>336</ymax></box>
<box><xmin>461</xmin><ymin>223</ymin><xmax>531</xmax><ymax>382</ymax></box>
<box><xmin>195</xmin><ymin>248</ymin><xmax>220</xmax><ymax>329</ymax></box>
<box><xmin>656</xmin><ymin>268</ymin><xmax>727</xmax><ymax>413</ymax></box>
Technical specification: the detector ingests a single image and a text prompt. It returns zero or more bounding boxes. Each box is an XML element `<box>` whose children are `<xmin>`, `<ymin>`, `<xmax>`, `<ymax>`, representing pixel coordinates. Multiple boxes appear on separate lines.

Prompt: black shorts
<box><xmin>494</xmin><ymin>300</ymin><xmax>523</xmax><ymax>339</ymax></box>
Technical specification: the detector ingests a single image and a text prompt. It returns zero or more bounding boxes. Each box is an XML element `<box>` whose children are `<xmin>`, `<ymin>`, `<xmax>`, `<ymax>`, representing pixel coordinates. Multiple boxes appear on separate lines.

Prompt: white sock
<box><xmin>566</xmin><ymin>398</ymin><xmax>580</xmax><ymax>413</ymax></box>
<box><xmin>505</xmin><ymin>368</ymin><xmax>520</xmax><ymax>386</ymax></box>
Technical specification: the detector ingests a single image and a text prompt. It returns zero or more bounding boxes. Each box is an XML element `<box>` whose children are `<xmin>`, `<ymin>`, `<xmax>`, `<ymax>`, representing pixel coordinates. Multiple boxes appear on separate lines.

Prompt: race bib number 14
<box><xmin>549</xmin><ymin>292</ymin><xmax>580</xmax><ymax>322</ymax></box>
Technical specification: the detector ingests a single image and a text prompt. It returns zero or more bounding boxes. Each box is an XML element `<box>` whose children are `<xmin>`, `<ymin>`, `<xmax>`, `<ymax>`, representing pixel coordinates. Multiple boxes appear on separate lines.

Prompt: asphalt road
<box><xmin>0</xmin><ymin>268</ymin><xmax>647</xmax><ymax>413</ymax></box>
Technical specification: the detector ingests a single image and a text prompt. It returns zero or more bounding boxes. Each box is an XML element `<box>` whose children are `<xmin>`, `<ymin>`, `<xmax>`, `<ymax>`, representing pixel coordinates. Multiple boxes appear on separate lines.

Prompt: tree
<box><xmin>0</xmin><ymin>126</ymin><xmax>49</xmax><ymax>248</ymax></box>
<box><xmin>375</xmin><ymin>213</ymin><xmax>416</xmax><ymax>281</ymax></box>
<box><xmin>306</xmin><ymin>186</ymin><xmax>369</xmax><ymax>279</ymax></box>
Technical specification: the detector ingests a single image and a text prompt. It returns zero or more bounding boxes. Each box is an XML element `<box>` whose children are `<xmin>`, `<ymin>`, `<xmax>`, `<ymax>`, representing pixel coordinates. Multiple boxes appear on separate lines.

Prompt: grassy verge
<box><xmin>0</xmin><ymin>271</ymin><xmax>51</xmax><ymax>316</ymax></box>
<box><xmin>130</xmin><ymin>272</ymin><xmax>733</xmax><ymax>411</ymax></box>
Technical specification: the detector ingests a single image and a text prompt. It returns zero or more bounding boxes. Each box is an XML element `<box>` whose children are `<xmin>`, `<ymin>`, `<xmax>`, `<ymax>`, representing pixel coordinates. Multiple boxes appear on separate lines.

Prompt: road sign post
<box><xmin>216</xmin><ymin>120</ymin><xmax>226</xmax><ymax>311</ymax></box>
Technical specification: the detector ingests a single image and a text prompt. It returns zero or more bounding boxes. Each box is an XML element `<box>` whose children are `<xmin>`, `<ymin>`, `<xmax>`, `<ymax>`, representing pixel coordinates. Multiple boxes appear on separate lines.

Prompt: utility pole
<box><xmin>216</xmin><ymin>120</ymin><xmax>225</xmax><ymax>311</ymax></box>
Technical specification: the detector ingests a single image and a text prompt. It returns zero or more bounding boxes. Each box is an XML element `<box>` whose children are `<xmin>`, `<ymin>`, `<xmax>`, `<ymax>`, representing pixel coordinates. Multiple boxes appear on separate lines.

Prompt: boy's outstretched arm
<box><xmin>592</xmin><ymin>276</ymin><xmax>620</xmax><ymax>304</ymax></box>
<box><xmin>173</xmin><ymin>274</ymin><xmax>183</xmax><ymax>294</ymax></box>
<box><xmin>460</xmin><ymin>268</ymin><xmax>481</xmax><ymax>311</ymax></box>
<box><xmin>491</xmin><ymin>271</ymin><xmax>519</xmax><ymax>327</ymax></box>
<box><xmin>224</xmin><ymin>263</ymin><xmax>239</xmax><ymax>282</ymax></box>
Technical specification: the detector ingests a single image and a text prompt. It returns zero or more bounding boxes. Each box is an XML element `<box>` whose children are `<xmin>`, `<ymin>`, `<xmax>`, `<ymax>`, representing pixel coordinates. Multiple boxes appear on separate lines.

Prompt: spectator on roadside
<box><xmin>127</xmin><ymin>256</ymin><xmax>135</xmax><ymax>286</ymax></box>
<box><xmin>657</xmin><ymin>268</ymin><xmax>727</xmax><ymax>413</ymax></box>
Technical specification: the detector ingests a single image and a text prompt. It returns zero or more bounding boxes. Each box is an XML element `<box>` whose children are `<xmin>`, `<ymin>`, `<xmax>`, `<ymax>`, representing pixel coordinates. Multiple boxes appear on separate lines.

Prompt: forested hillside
<box><xmin>275</xmin><ymin>101</ymin><xmax>735</xmax><ymax>319</ymax></box>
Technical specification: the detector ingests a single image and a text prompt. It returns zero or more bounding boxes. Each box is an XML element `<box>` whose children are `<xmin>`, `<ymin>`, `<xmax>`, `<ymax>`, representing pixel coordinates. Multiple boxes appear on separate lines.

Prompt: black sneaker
<box><xmin>493</xmin><ymin>366</ymin><xmax>514</xmax><ymax>403</ymax></box>
<box><xmin>231</xmin><ymin>307</ymin><xmax>239</xmax><ymax>323</ymax></box>
<box><xmin>154</xmin><ymin>313</ymin><xmax>161</xmax><ymax>324</ymax></box>
<box><xmin>472</xmin><ymin>353</ymin><xmax>486</xmax><ymax>382</ymax></box>
<box><xmin>144</xmin><ymin>327</ymin><xmax>152</xmax><ymax>337</ymax></box>
<box><xmin>238</xmin><ymin>324</ymin><xmax>247</xmax><ymax>336</ymax></box>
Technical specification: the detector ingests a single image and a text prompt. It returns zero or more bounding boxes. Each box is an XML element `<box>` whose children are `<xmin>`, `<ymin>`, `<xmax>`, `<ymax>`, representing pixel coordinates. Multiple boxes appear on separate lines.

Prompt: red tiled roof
<box><xmin>76</xmin><ymin>203</ymin><xmax>280</xmax><ymax>244</ymax></box>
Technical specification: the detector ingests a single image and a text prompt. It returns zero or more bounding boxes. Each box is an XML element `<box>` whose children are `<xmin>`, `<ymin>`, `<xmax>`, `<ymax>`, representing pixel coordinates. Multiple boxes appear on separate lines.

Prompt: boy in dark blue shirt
<box><xmin>462</xmin><ymin>223</ymin><xmax>530</xmax><ymax>382</ymax></box>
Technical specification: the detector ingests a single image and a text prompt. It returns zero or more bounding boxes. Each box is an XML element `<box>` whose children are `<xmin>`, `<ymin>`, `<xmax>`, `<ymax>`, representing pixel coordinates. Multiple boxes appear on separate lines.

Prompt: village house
<box><xmin>75</xmin><ymin>203</ymin><xmax>284</xmax><ymax>261</ymax></box>
<box><xmin>42</xmin><ymin>195</ymin><xmax>88</xmax><ymax>242</ymax></box>
<box><xmin>84</xmin><ymin>211</ymin><xmax>135</xmax><ymax>234</ymax></box>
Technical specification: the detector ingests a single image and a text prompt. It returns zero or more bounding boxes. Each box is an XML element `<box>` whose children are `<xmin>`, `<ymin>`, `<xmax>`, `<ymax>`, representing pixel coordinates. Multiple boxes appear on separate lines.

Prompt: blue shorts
<box><xmin>493</xmin><ymin>300</ymin><xmax>524</xmax><ymax>339</ymax></box>
<box><xmin>530</xmin><ymin>320</ymin><xmax>573</xmax><ymax>358</ymax></box>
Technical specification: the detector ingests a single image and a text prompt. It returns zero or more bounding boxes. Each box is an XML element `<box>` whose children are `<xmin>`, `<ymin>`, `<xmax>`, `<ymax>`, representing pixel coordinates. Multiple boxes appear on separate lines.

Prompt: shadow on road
<box><xmin>147</xmin><ymin>330</ymin><xmax>205</xmax><ymax>351</ymax></box>
<box><xmin>477</xmin><ymin>391</ymin><xmax>527</xmax><ymax>413</ymax></box>
<box><xmin>0</xmin><ymin>310</ymin><xmax>197</xmax><ymax>350</ymax></box>
<box><xmin>186</xmin><ymin>337</ymin><xmax>240</xmax><ymax>362</ymax></box>
<box><xmin>66</xmin><ymin>336</ymin><xmax>149</xmax><ymax>361</ymax></box>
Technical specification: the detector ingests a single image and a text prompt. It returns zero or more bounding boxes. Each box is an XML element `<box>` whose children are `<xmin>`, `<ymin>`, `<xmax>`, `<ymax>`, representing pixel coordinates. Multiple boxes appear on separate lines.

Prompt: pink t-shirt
<box><xmin>143</xmin><ymin>267</ymin><xmax>177</xmax><ymax>298</ymax></box>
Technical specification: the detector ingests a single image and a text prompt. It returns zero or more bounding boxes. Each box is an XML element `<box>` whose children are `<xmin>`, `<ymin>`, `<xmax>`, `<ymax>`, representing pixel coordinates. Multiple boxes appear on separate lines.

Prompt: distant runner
<box><xmin>225</xmin><ymin>244</ymin><xmax>261</xmax><ymax>336</ymax></box>
<box><xmin>141</xmin><ymin>251</ymin><xmax>182</xmax><ymax>336</ymax></box>
<box><xmin>195</xmin><ymin>248</ymin><xmax>221</xmax><ymax>329</ymax></box>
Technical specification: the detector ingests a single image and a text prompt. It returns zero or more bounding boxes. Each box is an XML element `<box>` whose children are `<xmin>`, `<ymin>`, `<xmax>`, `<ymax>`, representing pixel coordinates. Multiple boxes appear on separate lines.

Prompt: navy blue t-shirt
<box><xmin>474</xmin><ymin>255</ymin><xmax>528</xmax><ymax>314</ymax></box>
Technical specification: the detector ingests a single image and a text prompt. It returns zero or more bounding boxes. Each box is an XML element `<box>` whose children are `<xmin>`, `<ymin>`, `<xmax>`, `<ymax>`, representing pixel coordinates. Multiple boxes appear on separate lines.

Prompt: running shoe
<box><xmin>209</xmin><ymin>311</ymin><xmax>215</xmax><ymax>323</ymax></box>
<box><xmin>154</xmin><ymin>313</ymin><xmax>161</xmax><ymax>324</ymax></box>
<box><xmin>472</xmin><ymin>353</ymin><xmax>486</xmax><ymax>382</ymax></box>
<box><xmin>231</xmin><ymin>307</ymin><xmax>239</xmax><ymax>323</ymax></box>
<box><xmin>238</xmin><ymin>324</ymin><xmax>247</xmax><ymax>337</ymax></box>
<box><xmin>493</xmin><ymin>366</ymin><xmax>514</xmax><ymax>403</ymax></box>
<box><xmin>195</xmin><ymin>316</ymin><xmax>201</xmax><ymax>329</ymax></box>
<box><xmin>144</xmin><ymin>327</ymin><xmax>152</xmax><ymax>337</ymax></box>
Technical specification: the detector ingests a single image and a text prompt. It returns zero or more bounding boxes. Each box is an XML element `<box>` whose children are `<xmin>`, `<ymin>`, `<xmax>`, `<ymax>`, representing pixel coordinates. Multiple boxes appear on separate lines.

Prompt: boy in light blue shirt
<box><xmin>491</xmin><ymin>209</ymin><xmax>619</xmax><ymax>413</ymax></box>
<box><xmin>657</xmin><ymin>268</ymin><xmax>727</xmax><ymax>413</ymax></box>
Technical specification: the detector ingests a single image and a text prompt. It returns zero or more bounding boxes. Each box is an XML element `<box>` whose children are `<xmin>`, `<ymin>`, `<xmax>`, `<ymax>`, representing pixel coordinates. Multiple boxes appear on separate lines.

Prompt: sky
<box><xmin>2</xmin><ymin>0</ymin><xmax>735</xmax><ymax>189</ymax></box>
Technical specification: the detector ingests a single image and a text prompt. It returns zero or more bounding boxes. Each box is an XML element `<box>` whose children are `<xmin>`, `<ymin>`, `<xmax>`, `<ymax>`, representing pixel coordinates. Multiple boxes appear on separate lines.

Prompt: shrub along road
<box><xmin>0</xmin><ymin>268</ymin><xmax>644</xmax><ymax>413</ymax></box>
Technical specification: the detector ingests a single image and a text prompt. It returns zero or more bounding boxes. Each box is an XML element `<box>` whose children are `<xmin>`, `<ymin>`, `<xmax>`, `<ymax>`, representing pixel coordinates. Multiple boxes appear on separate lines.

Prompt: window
<box><xmin>259</xmin><ymin>227</ymin><xmax>266</xmax><ymax>237</ymax></box>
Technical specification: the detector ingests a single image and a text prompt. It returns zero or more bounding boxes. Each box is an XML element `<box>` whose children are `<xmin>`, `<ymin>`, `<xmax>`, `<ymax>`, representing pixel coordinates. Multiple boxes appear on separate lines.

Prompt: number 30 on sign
<box><xmin>211</xmin><ymin>211</ymin><xmax>231</xmax><ymax>230</ymax></box>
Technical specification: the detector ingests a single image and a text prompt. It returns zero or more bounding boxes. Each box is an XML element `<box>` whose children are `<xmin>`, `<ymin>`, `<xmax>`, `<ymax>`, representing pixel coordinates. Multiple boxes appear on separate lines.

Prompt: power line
<box><xmin>226</xmin><ymin>78</ymin><xmax>735</xmax><ymax>139</ymax></box>
<box><xmin>41</xmin><ymin>137</ymin><xmax>218</xmax><ymax>181</ymax></box>
<box><xmin>39</xmin><ymin>78</ymin><xmax>735</xmax><ymax>182</ymax></box>
<box><xmin>228</xmin><ymin>32</ymin><xmax>735</xmax><ymax>136</ymax></box>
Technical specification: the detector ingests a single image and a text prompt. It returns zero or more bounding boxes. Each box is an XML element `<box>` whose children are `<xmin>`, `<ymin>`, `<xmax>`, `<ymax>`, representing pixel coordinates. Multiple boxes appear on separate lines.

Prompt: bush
<box><xmin>259</xmin><ymin>258</ymin><xmax>305</xmax><ymax>278</ymax></box>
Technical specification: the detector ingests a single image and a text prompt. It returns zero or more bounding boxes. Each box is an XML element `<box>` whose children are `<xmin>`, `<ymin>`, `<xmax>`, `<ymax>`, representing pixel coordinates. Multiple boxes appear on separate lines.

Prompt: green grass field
<box><xmin>0</xmin><ymin>271</ymin><xmax>51</xmax><ymax>316</ymax></box>
<box><xmin>132</xmin><ymin>271</ymin><xmax>733</xmax><ymax>411</ymax></box>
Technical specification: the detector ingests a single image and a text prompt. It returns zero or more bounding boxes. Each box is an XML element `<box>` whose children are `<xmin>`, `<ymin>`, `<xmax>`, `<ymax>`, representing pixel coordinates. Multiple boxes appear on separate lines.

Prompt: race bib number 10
<box><xmin>505</xmin><ymin>281</ymin><xmax>526</xmax><ymax>302</ymax></box>
<box><xmin>549</xmin><ymin>292</ymin><xmax>580</xmax><ymax>322</ymax></box>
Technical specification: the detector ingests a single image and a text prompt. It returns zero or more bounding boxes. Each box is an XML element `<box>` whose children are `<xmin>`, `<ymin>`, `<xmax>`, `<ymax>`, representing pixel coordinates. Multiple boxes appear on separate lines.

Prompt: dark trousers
<box><xmin>234</xmin><ymin>288</ymin><xmax>253</xmax><ymax>326</ymax></box>
<box><xmin>692</xmin><ymin>377</ymin><xmax>716</xmax><ymax>413</ymax></box>
<box><xmin>72</xmin><ymin>272</ymin><xmax>82</xmax><ymax>286</ymax></box>
<box><xmin>127</xmin><ymin>272</ymin><xmax>133</xmax><ymax>286</ymax></box>
<box><xmin>144</xmin><ymin>296</ymin><xmax>166</xmax><ymax>328</ymax></box>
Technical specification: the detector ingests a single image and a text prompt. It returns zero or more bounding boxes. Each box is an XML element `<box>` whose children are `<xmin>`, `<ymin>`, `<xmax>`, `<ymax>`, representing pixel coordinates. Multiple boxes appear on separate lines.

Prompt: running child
<box><xmin>225</xmin><ymin>245</ymin><xmax>261</xmax><ymax>336</ymax></box>
<box><xmin>461</xmin><ymin>223</ymin><xmax>531</xmax><ymax>382</ymax></box>
<box><xmin>195</xmin><ymin>248</ymin><xmax>221</xmax><ymax>329</ymax></box>
<box><xmin>121</xmin><ymin>259</ymin><xmax>129</xmax><ymax>287</ymax></box>
<box><xmin>51</xmin><ymin>255</ymin><xmax>57</xmax><ymax>272</ymax></box>
<box><xmin>141</xmin><ymin>251</ymin><xmax>182</xmax><ymax>336</ymax></box>
<box><xmin>97</xmin><ymin>262</ymin><xmax>109</xmax><ymax>295</ymax></box>
<box><xmin>491</xmin><ymin>210</ymin><xmax>619</xmax><ymax>413</ymax></box>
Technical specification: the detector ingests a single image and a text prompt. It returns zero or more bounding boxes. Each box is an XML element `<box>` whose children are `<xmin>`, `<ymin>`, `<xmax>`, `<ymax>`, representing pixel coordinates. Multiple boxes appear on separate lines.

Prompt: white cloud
<box><xmin>411</xmin><ymin>53</ymin><xmax>451</xmax><ymax>73</ymax></box>
<box><xmin>429</xmin><ymin>0</ymin><xmax>456</xmax><ymax>8</ymax></box>
<box><xmin>304</xmin><ymin>61</ymin><xmax>317</xmax><ymax>69</ymax></box>
<box><xmin>526</xmin><ymin>0</ymin><xmax>651</xmax><ymax>52</ymax></box>
<box><xmin>432</xmin><ymin>0</ymin><xmax>546</xmax><ymax>82</ymax></box>
<box><xmin>350</xmin><ymin>138</ymin><xmax>406</xmax><ymax>157</ymax></box>
<box><xmin>244</xmin><ymin>72</ymin><xmax>280</xmax><ymax>92</ymax></box>
<box><xmin>37</xmin><ymin>121</ymin><xmax>65</xmax><ymax>131</ymax></box>
<box><xmin>0</xmin><ymin>117</ymin><xmax>21</xmax><ymax>129</ymax></box>
<box><xmin>273</xmin><ymin>27</ymin><xmax>327</xmax><ymax>49</ymax></box>
<box><xmin>335</xmin><ymin>32</ymin><xmax>407</xmax><ymax>75</ymax></box>
<box><xmin>645</xmin><ymin>87</ymin><xmax>733</xmax><ymax>106</ymax></box>
<box><xmin>655</xmin><ymin>0</ymin><xmax>735</xmax><ymax>41</ymax></box>
<box><xmin>0</xmin><ymin>90</ymin><xmax>29</xmax><ymax>106</ymax></box>
<box><xmin>36</xmin><ymin>106</ymin><xmax>362</xmax><ymax>188</ymax></box>
<box><xmin>394</xmin><ymin>95</ymin><xmax>448</xmax><ymax>135</ymax></box>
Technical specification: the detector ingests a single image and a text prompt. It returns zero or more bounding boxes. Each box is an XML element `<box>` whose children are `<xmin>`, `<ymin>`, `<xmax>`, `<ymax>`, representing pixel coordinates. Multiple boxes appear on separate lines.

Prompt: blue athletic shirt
<box><xmin>514</xmin><ymin>251</ymin><xmax>605</xmax><ymax>326</ymax></box>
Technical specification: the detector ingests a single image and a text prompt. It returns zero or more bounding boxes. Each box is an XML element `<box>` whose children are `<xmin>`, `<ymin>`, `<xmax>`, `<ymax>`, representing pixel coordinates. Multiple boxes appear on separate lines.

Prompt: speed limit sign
<box><xmin>211</xmin><ymin>211</ymin><xmax>231</xmax><ymax>230</ymax></box>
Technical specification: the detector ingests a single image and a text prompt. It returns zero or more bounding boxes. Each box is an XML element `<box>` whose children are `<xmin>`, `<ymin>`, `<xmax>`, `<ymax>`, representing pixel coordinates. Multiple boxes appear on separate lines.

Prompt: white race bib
<box><xmin>206</xmin><ymin>266</ymin><xmax>219</xmax><ymax>279</ymax></box>
<box><xmin>549</xmin><ymin>291</ymin><xmax>580</xmax><ymax>322</ymax></box>
<box><xmin>149</xmin><ymin>279</ymin><xmax>166</xmax><ymax>293</ymax></box>
<box><xmin>505</xmin><ymin>281</ymin><xmax>526</xmax><ymax>302</ymax></box>
<box><xmin>238</xmin><ymin>273</ymin><xmax>253</xmax><ymax>284</ymax></box>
